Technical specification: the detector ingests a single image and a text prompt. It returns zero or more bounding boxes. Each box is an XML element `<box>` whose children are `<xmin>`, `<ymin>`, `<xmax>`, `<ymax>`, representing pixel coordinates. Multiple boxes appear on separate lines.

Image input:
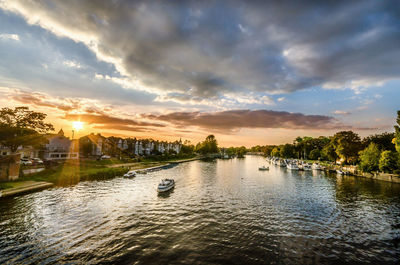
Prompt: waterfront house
<box><xmin>44</xmin><ymin>129</ymin><xmax>79</xmax><ymax>160</ymax></box>
<box><xmin>79</xmin><ymin>133</ymin><xmax>112</xmax><ymax>157</ymax></box>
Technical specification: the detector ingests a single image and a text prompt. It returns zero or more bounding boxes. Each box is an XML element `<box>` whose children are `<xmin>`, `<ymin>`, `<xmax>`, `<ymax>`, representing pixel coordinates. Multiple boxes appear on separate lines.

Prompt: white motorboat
<box><xmin>337</xmin><ymin>169</ymin><xmax>349</xmax><ymax>175</ymax></box>
<box><xmin>287</xmin><ymin>163</ymin><xmax>299</xmax><ymax>170</ymax></box>
<box><xmin>278</xmin><ymin>160</ymin><xmax>287</xmax><ymax>167</ymax></box>
<box><xmin>157</xmin><ymin>179</ymin><xmax>175</xmax><ymax>193</ymax></box>
<box><xmin>303</xmin><ymin>164</ymin><xmax>312</xmax><ymax>171</ymax></box>
<box><xmin>123</xmin><ymin>170</ymin><xmax>136</xmax><ymax>178</ymax></box>
<box><xmin>259</xmin><ymin>166</ymin><xmax>269</xmax><ymax>171</ymax></box>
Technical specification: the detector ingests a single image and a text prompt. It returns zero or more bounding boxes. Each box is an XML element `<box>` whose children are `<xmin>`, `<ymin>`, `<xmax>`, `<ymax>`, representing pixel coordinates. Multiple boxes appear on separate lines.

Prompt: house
<box><xmin>79</xmin><ymin>133</ymin><xmax>112</xmax><ymax>157</ymax></box>
<box><xmin>44</xmin><ymin>129</ymin><xmax>79</xmax><ymax>160</ymax></box>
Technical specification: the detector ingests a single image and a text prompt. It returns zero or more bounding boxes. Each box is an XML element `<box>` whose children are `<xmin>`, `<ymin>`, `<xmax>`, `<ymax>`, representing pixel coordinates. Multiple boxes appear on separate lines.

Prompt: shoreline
<box><xmin>0</xmin><ymin>181</ymin><xmax>53</xmax><ymax>198</ymax></box>
<box><xmin>0</xmin><ymin>157</ymin><xmax>202</xmax><ymax>198</ymax></box>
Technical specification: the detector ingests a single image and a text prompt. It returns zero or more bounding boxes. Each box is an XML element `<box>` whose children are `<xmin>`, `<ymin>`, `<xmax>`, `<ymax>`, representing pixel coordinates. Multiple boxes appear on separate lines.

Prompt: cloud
<box><xmin>9</xmin><ymin>88</ymin><xmax>77</xmax><ymax>111</ymax></box>
<box><xmin>63</xmin><ymin>113</ymin><xmax>165</xmax><ymax>128</ymax></box>
<box><xmin>332</xmin><ymin>110</ymin><xmax>350</xmax><ymax>115</ymax></box>
<box><xmin>92</xmin><ymin>125</ymin><xmax>151</xmax><ymax>132</ymax></box>
<box><xmin>277</xmin><ymin>97</ymin><xmax>285</xmax><ymax>102</ymax></box>
<box><xmin>0</xmin><ymin>33</ymin><xmax>19</xmax><ymax>41</ymax></box>
<box><xmin>63</xmin><ymin>60</ymin><xmax>83</xmax><ymax>69</ymax></box>
<box><xmin>1</xmin><ymin>0</ymin><xmax>399</xmax><ymax>104</ymax></box>
<box><xmin>144</xmin><ymin>109</ymin><xmax>360</xmax><ymax>131</ymax></box>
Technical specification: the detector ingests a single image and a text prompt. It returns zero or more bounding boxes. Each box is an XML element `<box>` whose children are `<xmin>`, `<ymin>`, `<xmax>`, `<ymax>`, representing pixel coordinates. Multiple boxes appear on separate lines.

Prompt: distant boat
<box><xmin>123</xmin><ymin>170</ymin><xmax>136</xmax><ymax>178</ymax></box>
<box><xmin>157</xmin><ymin>179</ymin><xmax>175</xmax><ymax>193</ymax></box>
<box><xmin>259</xmin><ymin>166</ymin><xmax>269</xmax><ymax>171</ymax></box>
<box><xmin>336</xmin><ymin>169</ymin><xmax>350</xmax><ymax>175</ymax></box>
<box><xmin>287</xmin><ymin>163</ymin><xmax>299</xmax><ymax>170</ymax></box>
<box><xmin>303</xmin><ymin>164</ymin><xmax>312</xmax><ymax>171</ymax></box>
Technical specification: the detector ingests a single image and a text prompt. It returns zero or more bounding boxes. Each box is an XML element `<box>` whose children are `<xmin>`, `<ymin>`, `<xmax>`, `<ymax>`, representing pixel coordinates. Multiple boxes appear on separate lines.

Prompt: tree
<box><xmin>309</xmin><ymin>149</ymin><xmax>321</xmax><ymax>160</ymax></box>
<box><xmin>359</xmin><ymin>143</ymin><xmax>381</xmax><ymax>172</ymax></box>
<box><xmin>332</xmin><ymin>131</ymin><xmax>362</xmax><ymax>164</ymax></box>
<box><xmin>0</xmin><ymin>107</ymin><xmax>54</xmax><ymax>153</ymax></box>
<box><xmin>394</xmin><ymin>110</ymin><xmax>400</xmax><ymax>153</ymax></box>
<box><xmin>379</xmin><ymin>151</ymin><xmax>398</xmax><ymax>173</ymax></box>
<box><xmin>236</xmin><ymin>146</ymin><xmax>247</xmax><ymax>158</ymax></box>
<box><xmin>271</xmin><ymin>147</ymin><xmax>280</xmax><ymax>157</ymax></box>
<box><xmin>280</xmin><ymin>144</ymin><xmax>294</xmax><ymax>158</ymax></box>
<box><xmin>263</xmin><ymin>145</ymin><xmax>275</xmax><ymax>156</ymax></box>
<box><xmin>195</xmin><ymin>135</ymin><xmax>219</xmax><ymax>154</ymax></box>
<box><xmin>322</xmin><ymin>140</ymin><xmax>338</xmax><ymax>162</ymax></box>
<box><xmin>362</xmin><ymin>132</ymin><xmax>396</xmax><ymax>151</ymax></box>
<box><xmin>181</xmin><ymin>143</ymin><xmax>195</xmax><ymax>154</ymax></box>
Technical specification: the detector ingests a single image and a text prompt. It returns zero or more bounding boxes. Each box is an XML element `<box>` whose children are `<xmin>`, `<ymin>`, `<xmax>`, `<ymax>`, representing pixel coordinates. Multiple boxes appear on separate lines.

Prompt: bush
<box><xmin>379</xmin><ymin>151</ymin><xmax>398</xmax><ymax>173</ymax></box>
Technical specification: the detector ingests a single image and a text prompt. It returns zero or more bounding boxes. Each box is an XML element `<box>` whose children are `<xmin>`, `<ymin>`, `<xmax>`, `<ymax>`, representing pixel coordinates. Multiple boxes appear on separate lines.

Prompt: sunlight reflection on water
<box><xmin>1</xmin><ymin>156</ymin><xmax>399</xmax><ymax>264</ymax></box>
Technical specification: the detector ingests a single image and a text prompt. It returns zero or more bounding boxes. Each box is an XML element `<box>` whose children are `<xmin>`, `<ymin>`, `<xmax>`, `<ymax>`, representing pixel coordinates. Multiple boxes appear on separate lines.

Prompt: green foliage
<box><xmin>321</xmin><ymin>141</ymin><xmax>338</xmax><ymax>162</ymax></box>
<box><xmin>280</xmin><ymin>144</ymin><xmax>294</xmax><ymax>158</ymax></box>
<box><xmin>0</xmin><ymin>182</ymin><xmax>13</xmax><ymax>190</ymax></box>
<box><xmin>195</xmin><ymin>135</ymin><xmax>219</xmax><ymax>154</ymax></box>
<box><xmin>0</xmin><ymin>107</ymin><xmax>54</xmax><ymax>153</ymax></box>
<box><xmin>271</xmin><ymin>147</ymin><xmax>280</xmax><ymax>157</ymax></box>
<box><xmin>362</xmin><ymin>132</ymin><xmax>396</xmax><ymax>151</ymax></box>
<box><xmin>379</xmin><ymin>151</ymin><xmax>398</xmax><ymax>173</ymax></box>
<box><xmin>359</xmin><ymin>143</ymin><xmax>381</xmax><ymax>172</ymax></box>
<box><xmin>394</xmin><ymin>110</ymin><xmax>400</xmax><ymax>153</ymax></box>
<box><xmin>332</xmin><ymin>131</ymin><xmax>362</xmax><ymax>164</ymax></box>
<box><xmin>181</xmin><ymin>144</ymin><xmax>195</xmax><ymax>154</ymax></box>
<box><xmin>309</xmin><ymin>149</ymin><xmax>321</xmax><ymax>160</ymax></box>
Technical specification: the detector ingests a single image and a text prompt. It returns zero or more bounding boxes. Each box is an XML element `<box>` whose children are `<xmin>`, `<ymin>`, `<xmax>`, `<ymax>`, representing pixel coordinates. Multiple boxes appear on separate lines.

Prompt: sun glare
<box><xmin>72</xmin><ymin>121</ymin><xmax>84</xmax><ymax>131</ymax></box>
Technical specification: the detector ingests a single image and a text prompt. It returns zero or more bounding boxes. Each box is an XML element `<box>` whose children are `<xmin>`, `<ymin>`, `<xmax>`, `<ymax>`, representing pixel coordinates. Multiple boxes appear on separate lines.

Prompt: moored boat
<box><xmin>123</xmin><ymin>170</ymin><xmax>136</xmax><ymax>178</ymax></box>
<box><xmin>259</xmin><ymin>166</ymin><xmax>269</xmax><ymax>171</ymax></box>
<box><xmin>287</xmin><ymin>163</ymin><xmax>299</xmax><ymax>170</ymax></box>
<box><xmin>157</xmin><ymin>179</ymin><xmax>175</xmax><ymax>193</ymax></box>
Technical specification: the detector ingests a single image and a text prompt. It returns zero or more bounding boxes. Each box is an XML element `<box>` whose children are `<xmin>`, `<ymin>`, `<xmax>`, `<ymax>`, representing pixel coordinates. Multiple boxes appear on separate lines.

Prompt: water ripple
<box><xmin>1</xmin><ymin>156</ymin><xmax>400</xmax><ymax>264</ymax></box>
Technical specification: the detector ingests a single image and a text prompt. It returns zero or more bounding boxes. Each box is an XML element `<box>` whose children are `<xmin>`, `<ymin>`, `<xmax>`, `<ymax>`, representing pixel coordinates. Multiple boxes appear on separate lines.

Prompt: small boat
<box><xmin>157</xmin><ymin>179</ymin><xmax>175</xmax><ymax>193</ymax></box>
<box><xmin>123</xmin><ymin>170</ymin><xmax>136</xmax><ymax>178</ymax></box>
<box><xmin>287</xmin><ymin>163</ymin><xmax>299</xmax><ymax>170</ymax></box>
<box><xmin>337</xmin><ymin>169</ymin><xmax>349</xmax><ymax>175</ymax></box>
<box><xmin>259</xmin><ymin>166</ymin><xmax>269</xmax><ymax>171</ymax></box>
<box><xmin>303</xmin><ymin>164</ymin><xmax>312</xmax><ymax>171</ymax></box>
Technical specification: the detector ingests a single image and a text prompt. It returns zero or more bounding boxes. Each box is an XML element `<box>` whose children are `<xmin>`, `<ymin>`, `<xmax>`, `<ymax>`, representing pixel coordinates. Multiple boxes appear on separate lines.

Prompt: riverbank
<box><xmin>107</xmin><ymin>156</ymin><xmax>203</xmax><ymax>169</ymax></box>
<box><xmin>0</xmin><ymin>156</ymin><xmax>203</xmax><ymax>198</ymax></box>
<box><xmin>0</xmin><ymin>181</ymin><xmax>53</xmax><ymax>198</ymax></box>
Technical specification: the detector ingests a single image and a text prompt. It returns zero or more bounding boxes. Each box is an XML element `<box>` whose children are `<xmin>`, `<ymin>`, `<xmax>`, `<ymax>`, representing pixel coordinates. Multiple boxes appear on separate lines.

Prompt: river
<box><xmin>1</xmin><ymin>156</ymin><xmax>399</xmax><ymax>264</ymax></box>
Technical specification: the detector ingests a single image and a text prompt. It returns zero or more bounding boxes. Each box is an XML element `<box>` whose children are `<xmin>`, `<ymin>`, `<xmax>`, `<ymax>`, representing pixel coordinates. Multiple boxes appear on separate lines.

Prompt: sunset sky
<box><xmin>0</xmin><ymin>0</ymin><xmax>399</xmax><ymax>147</ymax></box>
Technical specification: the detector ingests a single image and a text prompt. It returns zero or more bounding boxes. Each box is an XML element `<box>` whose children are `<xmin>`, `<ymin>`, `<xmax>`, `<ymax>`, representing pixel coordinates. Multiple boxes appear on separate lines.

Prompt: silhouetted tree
<box><xmin>0</xmin><ymin>107</ymin><xmax>54</xmax><ymax>153</ymax></box>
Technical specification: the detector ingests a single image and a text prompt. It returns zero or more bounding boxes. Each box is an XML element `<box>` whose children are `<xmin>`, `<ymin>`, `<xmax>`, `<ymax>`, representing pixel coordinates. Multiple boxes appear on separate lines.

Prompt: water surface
<box><xmin>1</xmin><ymin>156</ymin><xmax>399</xmax><ymax>264</ymax></box>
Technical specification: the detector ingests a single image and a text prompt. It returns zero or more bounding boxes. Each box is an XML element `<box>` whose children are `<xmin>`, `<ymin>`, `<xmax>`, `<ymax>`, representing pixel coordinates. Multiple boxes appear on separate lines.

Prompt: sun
<box><xmin>72</xmin><ymin>121</ymin><xmax>84</xmax><ymax>131</ymax></box>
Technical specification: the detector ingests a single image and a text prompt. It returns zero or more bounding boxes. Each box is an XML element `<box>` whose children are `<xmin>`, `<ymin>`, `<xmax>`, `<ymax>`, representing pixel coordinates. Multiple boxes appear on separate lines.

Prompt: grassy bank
<box><xmin>1</xmin><ymin>155</ymin><xmax>198</xmax><ymax>190</ymax></box>
<box><xmin>0</xmin><ymin>161</ymin><xmax>129</xmax><ymax>190</ymax></box>
<box><xmin>20</xmin><ymin>164</ymin><xmax>129</xmax><ymax>186</ymax></box>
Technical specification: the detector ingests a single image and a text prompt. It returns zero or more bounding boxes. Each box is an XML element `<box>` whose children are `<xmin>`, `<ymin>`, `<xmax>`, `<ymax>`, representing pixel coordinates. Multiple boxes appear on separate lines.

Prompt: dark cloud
<box><xmin>3</xmin><ymin>0</ymin><xmax>399</xmax><ymax>103</ymax></box>
<box><xmin>63</xmin><ymin>113</ymin><xmax>165</xmax><ymax>128</ymax></box>
<box><xmin>145</xmin><ymin>109</ymin><xmax>355</xmax><ymax>131</ymax></box>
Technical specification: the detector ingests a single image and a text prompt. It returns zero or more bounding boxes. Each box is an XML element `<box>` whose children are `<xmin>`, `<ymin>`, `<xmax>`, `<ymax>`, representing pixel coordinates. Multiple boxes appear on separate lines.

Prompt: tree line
<box><xmin>250</xmin><ymin>111</ymin><xmax>400</xmax><ymax>174</ymax></box>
